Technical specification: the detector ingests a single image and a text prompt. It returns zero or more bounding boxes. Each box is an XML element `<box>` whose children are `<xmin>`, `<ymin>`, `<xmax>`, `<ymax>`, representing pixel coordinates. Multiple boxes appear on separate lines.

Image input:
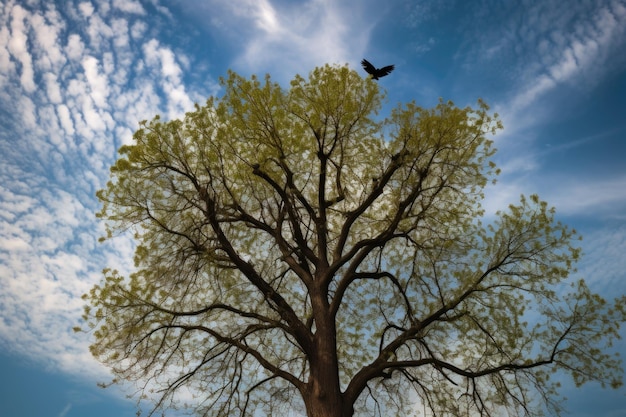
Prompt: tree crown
<box><xmin>84</xmin><ymin>64</ymin><xmax>625</xmax><ymax>417</ymax></box>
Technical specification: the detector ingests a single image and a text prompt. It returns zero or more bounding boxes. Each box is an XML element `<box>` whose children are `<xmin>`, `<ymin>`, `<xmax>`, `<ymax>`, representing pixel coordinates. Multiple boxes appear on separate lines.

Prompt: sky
<box><xmin>0</xmin><ymin>0</ymin><xmax>625</xmax><ymax>416</ymax></box>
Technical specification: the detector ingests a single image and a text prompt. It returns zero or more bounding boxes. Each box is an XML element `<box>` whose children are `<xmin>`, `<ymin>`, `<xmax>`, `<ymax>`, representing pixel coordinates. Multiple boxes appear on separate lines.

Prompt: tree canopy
<box><xmin>83</xmin><ymin>64</ymin><xmax>625</xmax><ymax>417</ymax></box>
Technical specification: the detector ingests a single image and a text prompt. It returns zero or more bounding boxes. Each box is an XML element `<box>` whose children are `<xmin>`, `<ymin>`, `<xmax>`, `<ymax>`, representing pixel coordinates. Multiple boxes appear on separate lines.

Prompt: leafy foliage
<box><xmin>83</xmin><ymin>64</ymin><xmax>625</xmax><ymax>417</ymax></box>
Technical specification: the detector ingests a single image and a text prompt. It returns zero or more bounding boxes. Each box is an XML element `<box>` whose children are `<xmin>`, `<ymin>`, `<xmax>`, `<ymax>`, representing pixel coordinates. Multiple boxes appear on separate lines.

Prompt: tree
<box><xmin>83</xmin><ymin>64</ymin><xmax>625</xmax><ymax>417</ymax></box>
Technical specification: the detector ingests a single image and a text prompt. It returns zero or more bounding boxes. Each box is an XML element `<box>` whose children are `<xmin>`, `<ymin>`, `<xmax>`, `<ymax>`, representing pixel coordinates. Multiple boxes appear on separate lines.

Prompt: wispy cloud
<box><xmin>579</xmin><ymin>224</ymin><xmax>626</xmax><ymax>290</ymax></box>
<box><xmin>483</xmin><ymin>168</ymin><xmax>626</xmax><ymax>222</ymax></box>
<box><xmin>177</xmin><ymin>0</ymin><xmax>379</xmax><ymax>79</ymax></box>
<box><xmin>466</xmin><ymin>0</ymin><xmax>626</xmax><ymax>228</ymax></box>
<box><xmin>58</xmin><ymin>402</ymin><xmax>72</xmax><ymax>417</ymax></box>
<box><xmin>496</xmin><ymin>0</ymin><xmax>626</xmax><ymax>130</ymax></box>
<box><xmin>542</xmin><ymin>175</ymin><xmax>626</xmax><ymax>217</ymax></box>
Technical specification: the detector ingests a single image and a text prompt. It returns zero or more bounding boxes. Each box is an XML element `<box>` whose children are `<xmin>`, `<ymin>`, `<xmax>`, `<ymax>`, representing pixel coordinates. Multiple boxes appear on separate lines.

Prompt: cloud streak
<box><xmin>493</xmin><ymin>0</ymin><xmax>626</xmax><ymax>130</ymax></box>
<box><xmin>58</xmin><ymin>402</ymin><xmax>72</xmax><ymax>417</ymax></box>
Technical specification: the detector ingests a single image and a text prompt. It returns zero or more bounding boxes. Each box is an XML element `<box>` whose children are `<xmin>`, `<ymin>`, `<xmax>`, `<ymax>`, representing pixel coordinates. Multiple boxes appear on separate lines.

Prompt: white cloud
<box><xmin>482</xmin><ymin>181</ymin><xmax>526</xmax><ymax>218</ymax></box>
<box><xmin>58</xmin><ymin>403</ymin><xmax>72</xmax><ymax>417</ymax></box>
<box><xmin>0</xmin><ymin>25</ymin><xmax>12</xmax><ymax>82</ymax></box>
<box><xmin>57</xmin><ymin>103</ymin><xmax>75</xmax><ymax>135</ymax></box>
<box><xmin>65</xmin><ymin>33</ymin><xmax>85</xmax><ymax>61</ymax></box>
<box><xmin>110</xmin><ymin>17</ymin><xmax>130</xmax><ymax>49</ymax></box>
<box><xmin>112</xmin><ymin>0</ymin><xmax>145</xmax><ymax>15</ymax></box>
<box><xmin>78</xmin><ymin>2</ymin><xmax>94</xmax><ymax>19</ymax></box>
<box><xmin>44</xmin><ymin>71</ymin><xmax>63</xmax><ymax>103</ymax></box>
<box><xmin>30</xmin><ymin>8</ymin><xmax>66</xmax><ymax>72</ymax></box>
<box><xmin>130</xmin><ymin>20</ymin><xmax>146</xmax><ymax>39</ymax></box>
<box><xmin>506</xmin><ymin>74</ymin><xmax>556</xmax><ymax>115</ymax></box>
<box><xmin>0</xmin><ymin>184</ymin><xmax>36</xmax><ymax>222</ymax></box>
<box><xmin>248</xmin><ymin>0</ymin><xmax>280</xmax><ymax>33</ymax></box>
<box><xmin>85</xmin><ymin>13</ymin><xmax>114</xmax><ymax>50</ymax></box>
<box><xmin>17</xmin><ymin>95</ymin><xmax>38</xmax><ymax>129</ymax></box>
<box><xmin>0</xmin><ymin>236</ymin><xmax>30</xmax><ymax>251</ymax></box>
<box><xmin>548</xmin><ymin>48</ymin><xmax>577</xmax><ymax>82</ymax></box>
<box><xmin>82</xmin><ymin>55</ymin><xmax>110</xmax><ymax>107</ymax></box>
<box><xmin>143</xmin><ymin>38</ymin><xmax>182</xmax><ymax>80</ymax></box>
<box><xmin>0</xmin><ymin>0</ymin><xmax>211</xmax><ymax>386</ymax></box>
<box><xmin>142</xmin><ymin>38</ymin><xmax>195</xmax><ymax>118</ymax></box>
<box><xmin>7</xmin><ymin>4</ymin><xmax>36</xmax><ymax>93</ymax></box>
<box><xmin>0</xmin><ymin>177</ymin><xmax>117</xmax><ymax>376</ymax></box>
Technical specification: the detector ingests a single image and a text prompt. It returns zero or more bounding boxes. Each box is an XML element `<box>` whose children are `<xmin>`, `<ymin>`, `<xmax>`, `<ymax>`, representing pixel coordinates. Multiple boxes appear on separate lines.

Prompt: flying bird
<box><xmin>361</xmin><ymin>59</ymin><xmax>395</xmax><ymax>80</ymax></box>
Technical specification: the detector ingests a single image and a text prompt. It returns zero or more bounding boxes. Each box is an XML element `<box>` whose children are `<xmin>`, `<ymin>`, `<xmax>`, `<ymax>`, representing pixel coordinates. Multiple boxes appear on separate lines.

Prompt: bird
<box><xmin>361</xmin><ymin>59</ymin><xmax>395</xmax><ymax>80</ymax></box>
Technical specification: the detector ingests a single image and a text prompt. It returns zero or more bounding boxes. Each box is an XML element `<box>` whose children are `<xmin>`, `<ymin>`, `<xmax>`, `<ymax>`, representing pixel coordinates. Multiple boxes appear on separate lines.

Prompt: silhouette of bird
<box><xmin>361</xmin><ymin>59</ymin><xmax>394</xmax><ymax>80</ymax></box>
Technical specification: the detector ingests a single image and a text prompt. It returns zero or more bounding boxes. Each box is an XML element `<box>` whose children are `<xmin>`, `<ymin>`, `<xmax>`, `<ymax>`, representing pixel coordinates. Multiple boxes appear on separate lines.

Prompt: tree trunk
<box><xmin>304</xmin><ymin>288</ymin><xmax>352</xmax><ymax>417</ymax></box>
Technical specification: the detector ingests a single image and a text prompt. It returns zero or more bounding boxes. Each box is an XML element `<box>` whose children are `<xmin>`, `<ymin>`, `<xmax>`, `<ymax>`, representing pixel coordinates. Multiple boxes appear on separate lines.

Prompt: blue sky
<box><xmin>0</xmin><ymin>0</ymin><xmax>625</xmax><ymax>416</ymax></box>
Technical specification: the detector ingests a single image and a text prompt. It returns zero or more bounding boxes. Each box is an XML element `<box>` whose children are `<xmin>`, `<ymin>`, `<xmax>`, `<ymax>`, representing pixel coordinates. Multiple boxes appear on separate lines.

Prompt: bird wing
<box><xmin>361</xmin><ymin>59</ymin><xmax>377</xmax><ymax>75</ymax></box>
<box><xmin>376</xmin><ymin>65</ymin><xmax>395</xmax><ymax>77</ymax></box>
